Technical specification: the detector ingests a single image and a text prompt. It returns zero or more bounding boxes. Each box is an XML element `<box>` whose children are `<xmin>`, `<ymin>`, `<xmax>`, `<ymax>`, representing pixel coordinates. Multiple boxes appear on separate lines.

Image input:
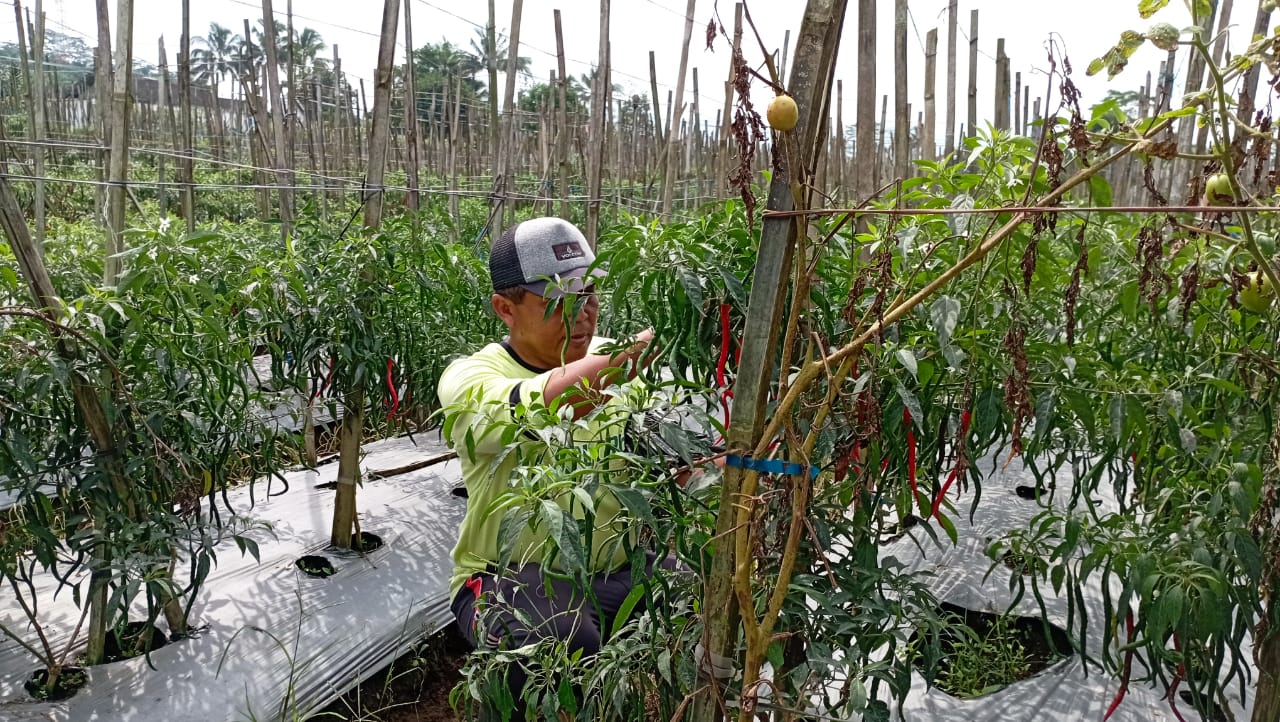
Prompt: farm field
<box><xmin>0</xmin><ymin>1</ymin><xmax>1278</xmax><ymax>721</ymax></box>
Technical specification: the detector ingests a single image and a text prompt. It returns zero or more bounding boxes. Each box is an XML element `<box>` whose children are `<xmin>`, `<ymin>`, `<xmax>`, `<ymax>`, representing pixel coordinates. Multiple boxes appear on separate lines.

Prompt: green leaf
<box><xmin>895</xmin><ymin>349</ymin><xmax>919</xmax><ymax>381</ymax></box>
<box><xmin>895</xmin><ymin>382</ymin><xmax>924</xmax><ymax>428</ymax></box>
<box><xmin>1086</xmin><ymin>57</ymin><xmax>1107</xmax><ymax>77</ymax></box>
<box><xmin>540</xmin><ymin>500</ymin><xmax>585</xmax><ymax>572</ymax></box>
<box><xmin>1138</xmin><ymin>0</ymin><xmax>1171</xmax><ymax>18</ymax></box>
<box><xmin>936</xmin><ymin>512</ymin><xmax>959</xmax><ymax>545</ymax></box>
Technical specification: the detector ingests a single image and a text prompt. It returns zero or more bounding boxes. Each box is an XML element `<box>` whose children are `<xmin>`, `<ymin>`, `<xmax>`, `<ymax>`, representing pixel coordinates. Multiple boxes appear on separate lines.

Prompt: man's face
<box><xmin>494</xmin><ymin>286</ymin><xmax>600</xmax><ymax>369</ymax></box>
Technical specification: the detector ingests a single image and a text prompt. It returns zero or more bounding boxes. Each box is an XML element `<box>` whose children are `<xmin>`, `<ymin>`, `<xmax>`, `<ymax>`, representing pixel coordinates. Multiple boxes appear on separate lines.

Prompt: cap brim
<box><xmin>521</xmin><ymin>266</ymin><xmax>607</xmax><ymax>299</ymax></box>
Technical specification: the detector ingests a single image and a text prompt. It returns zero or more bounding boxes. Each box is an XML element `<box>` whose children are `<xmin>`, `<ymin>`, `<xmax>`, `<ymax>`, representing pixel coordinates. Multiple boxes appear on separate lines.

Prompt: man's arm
<box><xmin>541</xmin><ymin>328</ymin><xmax>655</xmax><ymax>420</ymax></box>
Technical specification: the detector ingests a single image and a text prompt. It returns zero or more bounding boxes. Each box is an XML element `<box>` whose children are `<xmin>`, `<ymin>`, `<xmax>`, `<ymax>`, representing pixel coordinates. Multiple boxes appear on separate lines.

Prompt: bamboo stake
<box><xmin>923</xmin><ymin>28</ymin><xmax>937</xmax><ymax>162</ymax></box>
<box><xmin>178</xmin><ymin>0</ymin><xmax>194</xmax><ymax>230</ymax></box>
<box><xmin>893</xmin><ymin>0</ymin><xmax>908</xmax><ymax>181</ymax></box>
<box><xmin>28</xmin><ymin>2</ymin><xmax>46</xmax><ymax>247</ymax></box>
<box><xmin>944</xmin><ymin>0</ymin><xmax>957</xmax><ymax>155</ymax></box>
<box><xmin>104</xmin><ymin>0</ymin><xmax>132</xmax><ymax>286</ymax></box>
<box><xmin>692</xmin><ymin>3</ymin><xmax>848</xmax><ymax>720</ymax></box>
<box><xmin>555</xmin><ymin>10</ymin><xmax>569</xmax><ymax>219</ymax></box>
<box><xmin>491</xmin><ymin>0</ymin><xmax>523</xmax><ymax>233</ymax></box>
<box><xmin>994</xmin><ymin>39</ymin><xmax>1009</xmax><ymax>131</ymax></box>
<box><xmin>449</xmin><ymin>74</ymin><xmax>461</xmax><ymax>233</ymax></box>
<box><xmin>716</xmin><ymin>3</ymin><xmax>743</xmax><ymax>202</ymax></box>
<box><xmin>260</xmin><ymin>0</ymin><xmax>293</xmax><ymax>234</ymax></box>
<box><xmin>486</xmin><ymin>0</ymin><xmax>499</xmax><ymax>165</ymax></box>
<box><xmin>403</xmin><ymin>0</ymin><xmax>420</xmax><ymax>213</ymax></box>
<box><xmin>332</xmin><ymin>0</ymin><xmax>399</xmax><ymax>551</ymax></box>
<box><xmin>586</xmin><ymin>0</ymin><xmax>612</xmax><ymax>244</ymax></box>
<box><xmin>158</xmin><ymin>38</ymin><xmax>172</xmax><ymax>217</ymax></box>
<box><xmin>967</xmin><ymin>9</ymin><xmax>978</xmax><ymax>142</ymax></box>
<box><xmin>649</xmin><ymin>50</ymin><xmax>664</xmax><ymax>145</ymax></box>
<box><xmin>854</xmin><ymin>0</ymin><xmax>875</xmax><ymax>202</ymax></box>
<box><xmin>660</xmin><ymin>0</ymin><xmax>695</xmax><ymax>224</ymax></box>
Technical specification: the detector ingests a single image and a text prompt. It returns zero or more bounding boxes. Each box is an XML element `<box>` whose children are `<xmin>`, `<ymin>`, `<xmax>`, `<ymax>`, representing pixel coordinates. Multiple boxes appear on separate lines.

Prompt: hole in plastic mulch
<box><xmin>100</xmin><ymin>621</ymin><xmax>169</xmax><ymax>664</ymax></box>
<box><xmin>24</xmin><ymin>666</ymin><xmax>87</xmax><ymax>701</ymax></box>
<box><xmin>353</xmin><ymin>531</ymin><xmax>384</xmax><ymax>553</ymax></box>
<box><xmin>910</xmin><ymin>601</ymin><xmax>1071</xmax><ymax>700</ymax></box>
<box><xmin>295</xmin><ymin>554</ymin><xmax>338</xmax><ymax>578</ymax></box>
<box><xmin>1179</xmin><ymin>690</ymin><xmax>1229</xmax><ymax>722</ymax></box>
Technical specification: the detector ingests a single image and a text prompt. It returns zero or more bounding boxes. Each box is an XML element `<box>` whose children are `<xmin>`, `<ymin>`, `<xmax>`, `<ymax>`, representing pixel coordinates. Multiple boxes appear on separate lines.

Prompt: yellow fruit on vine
<box><xmin>1240</xmin><ymin>271</ymin><xmax>1275</xmax><ymax>313</ymax></box>
<box><xmin>1205</xmin><ymin>172</ymin><xmax>1235</xmax><ymax>206</ymax></box>
<box><xmin>767</xmin><ymin>95</ymin><xmax>799</xmax><ymax>131</ymax></box>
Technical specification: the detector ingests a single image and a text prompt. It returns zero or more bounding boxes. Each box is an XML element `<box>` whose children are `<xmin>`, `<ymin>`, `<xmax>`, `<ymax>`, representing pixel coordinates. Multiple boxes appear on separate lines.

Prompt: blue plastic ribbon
<box><xmin>724</xmin><ymin>454</ymin><xmax>820</xmax><ymax>479</ymax></box>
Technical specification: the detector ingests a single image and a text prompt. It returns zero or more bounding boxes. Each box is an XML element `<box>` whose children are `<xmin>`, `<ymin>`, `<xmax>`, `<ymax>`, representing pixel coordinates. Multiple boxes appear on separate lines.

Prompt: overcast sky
<box><xmin>6</xmin><ymin>0</ymin><xmax>1267</xmax><ymax>141</ymax></box>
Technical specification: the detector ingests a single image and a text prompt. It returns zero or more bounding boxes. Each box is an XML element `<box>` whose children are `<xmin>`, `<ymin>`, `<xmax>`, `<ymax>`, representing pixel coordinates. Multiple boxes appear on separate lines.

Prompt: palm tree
<box><xmin>193</xmin><ymin>23</ymin><xmax>238</xmax><ymax>90</ymax></box>
<box><xmin>468</xmin><ymin>26</ymin><xmax>530</xmax><ymax>86</ymax></box>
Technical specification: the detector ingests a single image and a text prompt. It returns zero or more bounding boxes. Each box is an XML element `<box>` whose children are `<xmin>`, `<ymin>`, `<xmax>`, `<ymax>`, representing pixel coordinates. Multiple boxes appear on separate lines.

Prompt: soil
<box><xmin>296</xmin><ymin>554</ymin><xmax>338</xmax><ymax>578</ymax></box>
<box><xmin>101</xmin><ymin>621</ymin><xmax>169</xmax><ymax>663</ymax></box>
<box><xmin>911</xmin><ymin>601</ymin><xmax>1072</xmax><ymax>698</ymax></box>
<box><xmin>1179</xmin><ymin>690</ymin><xmax>1229</xmax><ymax>722</ymax></box>
<box><xmin>312</xmin><ymin>625</ymin><xmax>470</xmax><ymax>721</ymax></box>
<box><xmin>354</xmin><ymin>531</ymin><xmax>385</xmax><ymax>553</ymax></box>
<box><xmin>23</xmin><ymin>666</ymin><xmax>87</xmax><ymax>701</ymax></box>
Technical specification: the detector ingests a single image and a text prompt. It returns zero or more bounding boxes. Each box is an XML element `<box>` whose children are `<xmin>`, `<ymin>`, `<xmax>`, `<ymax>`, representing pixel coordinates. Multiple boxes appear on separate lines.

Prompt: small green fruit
<box><xmin>1240</xmin><ymin>271</ymin><xmax>1275</xmax><ymax>313</ymax></box>
<box><xmin>1205</xmin><ymin>173</ymin><xmax>1235</xmax><ymax>206</ymax></box>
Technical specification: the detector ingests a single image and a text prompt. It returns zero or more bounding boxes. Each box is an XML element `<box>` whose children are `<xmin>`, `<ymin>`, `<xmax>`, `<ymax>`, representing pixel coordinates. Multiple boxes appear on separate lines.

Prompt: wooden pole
<box><xmin>967</xmin><ymin>9</ymin><xmax>978</xmax><ymax>141</ymax></box>
<box><xmin>488</xmin><ymin>0</ymin><xmax>523</xmax><ymax>234</ymax></box>
<box><xmin>875</xmin><ymin>92</ymin><xmax>887</xmax><ymax>187</ymax></box>
<box><xmin>585</xmin><ymin>0</ymin><xmax>612</xmax><ymax>243</ymax></box>
<box><xmin>692</xmin><ymin>3</ymin><xmax>849</xmax><ymax>720</ymax></box>
<box><xmin>260</xmin><ymin>0</ymin><xmax>294</xmax><ymax>234</ymax></box>
<box><xmin>660</xmin><ymin>0</ymin><xmax>695</xmax><ymax>223</ymax></box>
<box><xmin>944</xmin><ymin>0</ymin><xmax>957</xmax><ymax>155</ymax></box>
<box><xmin>854</xmin><ymin>0</ymin><xmax>875</xmax><ymax>202</ymax></box>
<box><xmin>1014</xmin><ymin>71</ymin><xmax>1023</xmax><ymax>136</ymax></box>
<box><xmin>555</xmin><ymin>9</ymin><xmax>570</xmax><ymax>219</ymax></box>
<box><xmin>331</xmin><ymin>0</ymin><xmax>399</xmax><ymax>551</ymax></box>
<box><xmin>12</xmin><ymin>2</ymin><xmax>38</xmax><ymax>247</ymax></box>
<box><xmin>716</xmin><ymin>3</ymin><xmax>743</xmax><ymax>202</ymax></box>
<box><xmin>158</xmin><ymin>38</ymin><xmax>172</xmax><ymax>218</ymax></box>
<box><xmin>649</xmin><ymin>50</ymin><xmax>664</xmax><ymax>145</ymax></box>
<box><xmin>449</xmin><ymin>75</ymin><xmax>461</xmax><ymax>234</ymax></box>
<box><xmin>501</xmin><ymin>0</ymin><xmax>523</xmax><ymax>230</ymax></box>
<box><xmin>923</xmin><ymin>28</ymin><xmax>937</xmax><ymax>162</ymax></box>
<box><xmin>994</xmin><ymin>39</ymin><xmax>1009</xmax><ymax>131</ymax></box>
<box><xmin>893</xmin><ymin>0</ymin><xmax>908</xmax><ymax>181</ymax></box>
<box><xmin>403</xmin><ymin>0</ymin><xmax>420</xmax><ymax>213</ymax></box>
<box><xmin>104</xmin><ymin>0</ymin><xmax>132</xmax><ymax>286</ymax></box>
<box><xmin>93</xmin><ymin>0</ymin><xmax>111</xmax><ymax>228</ymax></box>
<box><xmin>178</xmin><ymin>0</ymin><xmax>194</xmax><ymax>230</ymax></box>
<box><xmin>28</xmin><ymin>2</ymin><xmax>46</xmax><ymax>247</ymax></box>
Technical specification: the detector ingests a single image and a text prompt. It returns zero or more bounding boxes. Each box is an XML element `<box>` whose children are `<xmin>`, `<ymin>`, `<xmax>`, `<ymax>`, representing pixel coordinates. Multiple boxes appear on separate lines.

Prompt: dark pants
<box><xmin>450</xmin><ymin>551</ymin><xmax>678</xmax><ymax>709</ymax></box>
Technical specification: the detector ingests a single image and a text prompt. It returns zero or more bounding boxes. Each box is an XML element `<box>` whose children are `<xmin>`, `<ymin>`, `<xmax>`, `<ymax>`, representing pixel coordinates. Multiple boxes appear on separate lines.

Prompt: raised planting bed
<box><xmin>0</xmin><ymin>434</ymin><xmax>463</xmax><ymax>721</ymax></box>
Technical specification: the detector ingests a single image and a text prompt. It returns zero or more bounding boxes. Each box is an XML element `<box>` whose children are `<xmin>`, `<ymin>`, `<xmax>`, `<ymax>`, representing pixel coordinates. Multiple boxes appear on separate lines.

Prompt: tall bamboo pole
<box><xmin>715</xmin><ymin>2</ymin><xmax>743</xmax><ymax>202</ymax></box>
<box><xmin>501</xmin><ymin>0</ymin><xmax>523</xmax><ymax>230</ymax></box>
<box><xmin>660</xmin><ymin>0</ymin><xmax>696</xmax><ymax>223</ymax></box>
<box><xmin>260</xmin><ymin>0</ymin><xmax>294</xmax><ymax>235</ymax></box>
<box><xmin>555</xmin><ymin>9</ymin><xmax>570</xmax><ymax>220</ymax></box>
<box><xmin>403</xmin><ymin>0</ymin><xmax>420</xmax><ymax>213</ymax></box>
<box><xmin>893</xmin><ymin>0</ymin><xmax>908</xmax><ymax>181</ymax></box>
<box><xmin>486</xmin><ymin>0</ymin><xmax>499</xmax><ymax>163</ymax></box>
<box><xmin>944</xmin><ymin>0</ymin><xmax>957</xmax><ymax>155</ymax></box>
<box><xmin>967</xmin><ymin>9</ymin><xmax>978</xmax><ymax>142</ymax></box>
<box><xmin>923</xmin><ymin>28</ymin><xmax>937</xmax><ymax>162</ymax></box>
<box><xmin>691</xmin><ymin>3</ymin><xmax>849</xmax><ymax>719</ymax></box>
<box><xmin>178</xmin><ymin>0</ymin><xmax>194</xmax><ymax>230</ymax></box>
<box><xmin>93</xmin><ymin>0</ymin><xmax>111</xmax><ymax>228</ymax></box>
<box><xmin>331</xmin><ymin>0</ymin><xmax>399</xmax><ymax>551</ymax></box>
<box><xmin>104</xmin><ymin>0</ymin><xmax>133</xmax><ymax>286</ymax></box>
<box><xmin>854</xmin><ymin>0</ymin><xmax>875</xmax><ymax>201</ymax></box>
<box><xmin>29</xmin><ymin>2</ymin><xmax>46</xmax><ymax>247</ymax></box>
<box><xmin>586</xmin><ymin>0</ymin><xmax>611</xmax><ymax>245</ymax></box>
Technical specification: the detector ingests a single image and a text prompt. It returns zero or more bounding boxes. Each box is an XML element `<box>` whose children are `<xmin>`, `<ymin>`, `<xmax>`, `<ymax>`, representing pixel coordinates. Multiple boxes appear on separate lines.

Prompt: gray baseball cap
<box><xmin>489</xmin><ymin>217</ymin><xmax>605</xmax><ymax>298</ymax></box>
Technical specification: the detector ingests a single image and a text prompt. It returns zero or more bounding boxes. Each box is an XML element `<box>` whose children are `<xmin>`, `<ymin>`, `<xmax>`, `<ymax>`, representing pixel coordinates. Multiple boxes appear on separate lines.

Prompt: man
<box><xmin>437</xmin><ymin>216</ymin><xmax>664</xmax><ymax>709</ymax></box>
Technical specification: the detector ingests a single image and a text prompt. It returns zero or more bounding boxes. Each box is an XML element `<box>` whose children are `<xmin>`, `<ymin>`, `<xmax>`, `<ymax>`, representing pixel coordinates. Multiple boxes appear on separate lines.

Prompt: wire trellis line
<box><xmin>765</xmin><ymin>204</ymin><xmax>1280</xmax><ymax>217</ymax></box>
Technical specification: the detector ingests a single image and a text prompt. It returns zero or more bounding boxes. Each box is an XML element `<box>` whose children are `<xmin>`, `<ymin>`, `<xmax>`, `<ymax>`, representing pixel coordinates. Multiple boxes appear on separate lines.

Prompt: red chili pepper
<box><xmin>717</xmin><ymin>303</ymin><xmax>731</xmax><ymax>389</ymax></box>
<box><xmin>311</xmin><ymin>355</ymin><xmax>337</xmax><ymax>403</ymax></box>
<box><xmin>904</xmin><ymin>408</ymin><xmax>918</xmax><ymax>512</ymax></box>
<box><xmin>385</xmin><ymin>358</ymin><xmax>400</xmax><ymax>418</ymax></box>
<box><xmin>1104</xmin><ymin>613</ymin><xmax>1136</xmax><ymax>721</ymax></box>
<box><xmin>931</xmin><ymin>410</ymin><xmax>972</xmax><ymax>519</ymax></box>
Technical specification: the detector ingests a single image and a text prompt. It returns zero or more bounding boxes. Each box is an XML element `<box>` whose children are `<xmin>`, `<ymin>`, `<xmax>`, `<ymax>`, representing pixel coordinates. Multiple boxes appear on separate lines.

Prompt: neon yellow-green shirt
<box><xmin>437</xmin><ymin>339</ymin><xmax>635</xmax><ymax>597</ymax></box>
